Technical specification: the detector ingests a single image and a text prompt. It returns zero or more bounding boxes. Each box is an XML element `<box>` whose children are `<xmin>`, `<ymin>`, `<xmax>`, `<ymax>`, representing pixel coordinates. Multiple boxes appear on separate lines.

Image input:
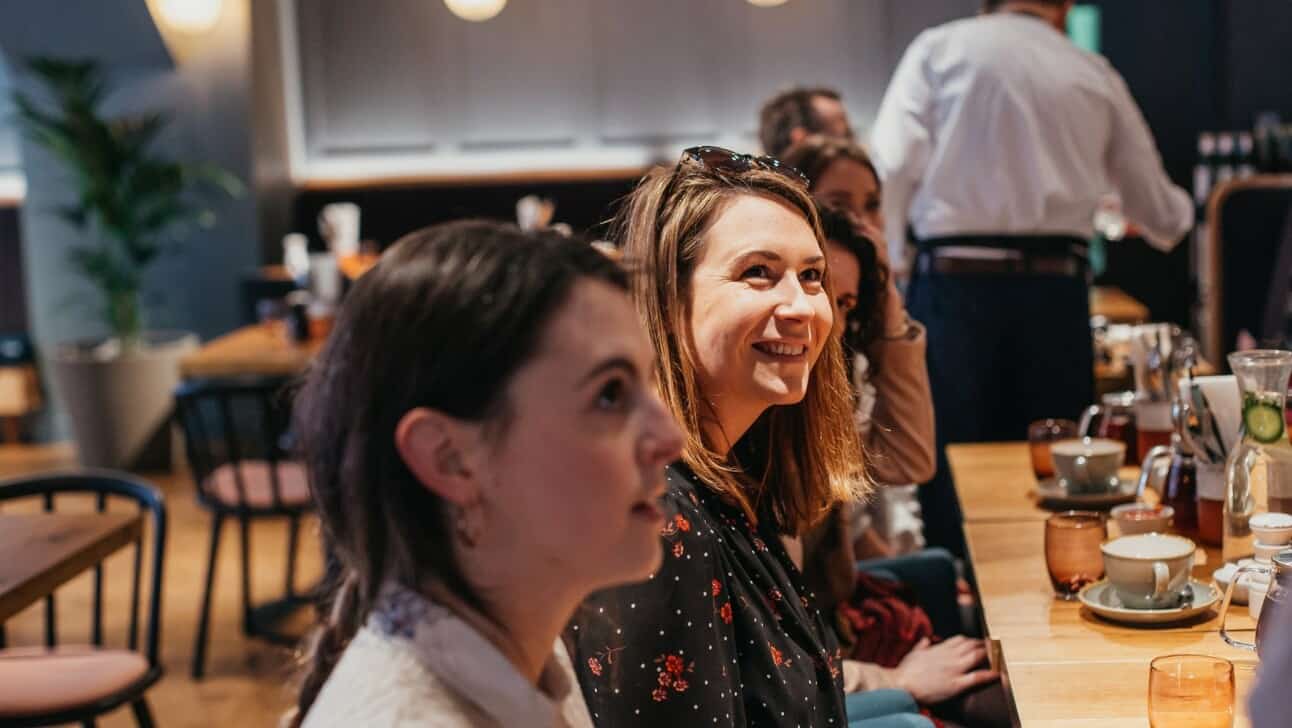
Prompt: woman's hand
<box><xmin>855</xmin><ymin>219</ymin><xmax>909</xmax><ymax>339</ymax></box>
<box><xmin>893</xmin><ymin>636</ymin><xmax>999</xmax><ymax>705</ymax></box>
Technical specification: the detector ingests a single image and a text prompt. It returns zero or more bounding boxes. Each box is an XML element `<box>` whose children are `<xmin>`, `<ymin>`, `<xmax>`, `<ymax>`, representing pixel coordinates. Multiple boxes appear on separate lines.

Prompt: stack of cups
<box><xmin>1246</xmin><ymin>512</ymin><xmax>1292</xmax><ymax>618</ymax></box>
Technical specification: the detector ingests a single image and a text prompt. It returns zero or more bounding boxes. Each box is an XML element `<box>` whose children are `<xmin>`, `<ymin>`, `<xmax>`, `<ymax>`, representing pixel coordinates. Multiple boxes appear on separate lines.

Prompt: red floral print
<box><xmin>719</xmin><ymin>601</ymin><xmax>733</xmax><ymax>624</ymax></box>
<box><xmin>770</xmin><ymin>643</ymin><xmax>784</xmax><ymax>666</ymax></box>
<box><xmin>588</xmin><ymin>657</ymin><xmax>603</xmax><ymax>676</ymax></box>
<box><xmin>674</xmin><ymin>514</ymin><xmax>691</xmax><ymax>532</ymax></box>
<box><xmin>712</xmin><ymin>579</ymin><xmax>722</xmax><ymax>597</ymax></box>
<box><xmin>664</xmin><ymin>655</ymin><xmax>686</xmax><ymax>675</ymax></box>
<box><xmin>646</xmin><ymin>653</ymin><xmax>696</xmax><ymax>703</ymax></box>
<box><xmin>672</xmin><ymin>541</ymin><xmax>685</xmax><ymax>558</ymax></box>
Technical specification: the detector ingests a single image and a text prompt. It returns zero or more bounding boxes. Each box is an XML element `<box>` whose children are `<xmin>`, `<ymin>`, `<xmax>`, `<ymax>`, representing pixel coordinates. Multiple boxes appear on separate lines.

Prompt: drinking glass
<box><xmin>1045</xmin><ymin>510</ymin><xmax>1106</xmax><ymax>599</ymax></box>
<box><xmin>1029</xmin><ymin>418</ymin><xmax>1079</xmax><ymax>480</ymax></box>
<box><xmin>1148</xmin><ymin>654</ymin><xmax>1234</xmax><ymax>728</ymax></box>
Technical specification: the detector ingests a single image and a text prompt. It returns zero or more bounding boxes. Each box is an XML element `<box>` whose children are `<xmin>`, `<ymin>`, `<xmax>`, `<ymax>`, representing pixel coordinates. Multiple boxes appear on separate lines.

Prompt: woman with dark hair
<box><xmin>287</xmin><ymin>220</ymin><xmax>684</xmax><ymax>727</ymax></box>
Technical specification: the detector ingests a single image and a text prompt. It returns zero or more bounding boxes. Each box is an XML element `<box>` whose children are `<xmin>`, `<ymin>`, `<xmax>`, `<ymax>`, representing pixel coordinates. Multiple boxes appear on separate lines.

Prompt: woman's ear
<box><xmin>394</xmin><ymin>408</ymin><xmax>479</xmax><ymax>505</ymax></box>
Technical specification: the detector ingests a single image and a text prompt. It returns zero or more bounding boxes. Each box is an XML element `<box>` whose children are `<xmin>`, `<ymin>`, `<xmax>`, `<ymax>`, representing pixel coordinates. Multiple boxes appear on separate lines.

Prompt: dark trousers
<box><xmin>906</xmin><ymin>265</ymin><xmax>1095</xmax><ymax>559</ymax></box>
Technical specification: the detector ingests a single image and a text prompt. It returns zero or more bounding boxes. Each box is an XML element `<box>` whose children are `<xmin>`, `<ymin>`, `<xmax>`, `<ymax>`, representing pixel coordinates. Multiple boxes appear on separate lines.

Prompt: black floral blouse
<box><xmin>570</xmin><ymin>464</ymin><xmax>847</xmax><ymax>727</ymax></box>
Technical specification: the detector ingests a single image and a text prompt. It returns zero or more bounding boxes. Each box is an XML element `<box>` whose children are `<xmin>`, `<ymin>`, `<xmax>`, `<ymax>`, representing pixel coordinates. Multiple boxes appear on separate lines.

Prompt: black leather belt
<box><xmin>915</xmin><ymin>234</ymin><xmax>1089</xmax><ymax>279</ymax></box>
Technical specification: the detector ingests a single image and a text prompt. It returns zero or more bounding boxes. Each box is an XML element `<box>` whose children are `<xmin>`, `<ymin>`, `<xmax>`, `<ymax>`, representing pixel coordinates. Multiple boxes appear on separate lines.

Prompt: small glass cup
<box><xmin>1148</xmin><ymin>654</ymin><xmax>1234</xmax><ymax>728</ymax></box>
<box><xmin>1029</xmin><ymin>418</ymin><xmax>1079</xmax><ymax>480</ymax></box>
<box><xmin>1044</xmin><ymin>510</ymin><xmax>1106</xmax><ymax>600</ymax></box>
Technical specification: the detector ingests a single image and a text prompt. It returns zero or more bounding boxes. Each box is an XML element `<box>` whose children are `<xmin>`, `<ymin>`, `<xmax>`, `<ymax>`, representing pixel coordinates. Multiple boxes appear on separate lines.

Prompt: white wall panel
<box><xmin>285</xmin><ymin>0</ymin><xmax>979</xmax><ymax>180</ymax></box>
<box><xmin>457</xmin><ymin>0</ymin><xmax>593</xmax><ymax>148</ymax></box>
<box><xmin>592</xmin><ymin>0</ymin><xmax>727</xmax><ymax>144</ymax></box>
<box><xmin>298</xmin><ymin>0</ymin><xmax>454</xmax><ymax>154</ymax></box>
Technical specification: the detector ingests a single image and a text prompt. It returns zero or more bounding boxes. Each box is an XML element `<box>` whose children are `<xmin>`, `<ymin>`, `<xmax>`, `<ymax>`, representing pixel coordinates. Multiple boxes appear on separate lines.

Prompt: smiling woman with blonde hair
<box><xmin>569</xmin><ymin>148</ymin><xmax>868</xmax><ymax>727</ymax></box>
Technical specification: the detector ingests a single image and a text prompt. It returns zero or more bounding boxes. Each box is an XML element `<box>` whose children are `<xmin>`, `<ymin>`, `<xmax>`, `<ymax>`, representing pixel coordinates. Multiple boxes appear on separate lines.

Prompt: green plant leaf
<box><xmin>15</xmin><ymin>55</ymin><xmax>245</xmax><ymax>339</ymax></box>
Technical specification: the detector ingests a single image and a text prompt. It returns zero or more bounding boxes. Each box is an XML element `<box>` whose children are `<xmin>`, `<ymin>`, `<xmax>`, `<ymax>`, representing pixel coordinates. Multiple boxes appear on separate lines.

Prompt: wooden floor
<box><xmin>1</xmin><ymin>443</ymin><xmax>323</xmax><ymax>727</ymax></box>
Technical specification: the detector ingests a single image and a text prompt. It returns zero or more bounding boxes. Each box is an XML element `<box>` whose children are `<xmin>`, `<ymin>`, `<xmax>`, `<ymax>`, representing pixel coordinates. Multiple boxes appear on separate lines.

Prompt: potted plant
<box><xmin>14</xmin><ymin>57</ymin><xmax>243</xmax><ymax>468</ymax></box>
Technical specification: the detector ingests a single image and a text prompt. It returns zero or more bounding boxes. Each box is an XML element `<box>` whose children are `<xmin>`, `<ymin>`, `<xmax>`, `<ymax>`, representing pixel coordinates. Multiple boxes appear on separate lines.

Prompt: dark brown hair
<box><xmin>815</xmin><ymin>203</ymin><xmax>890</xmax><ymax>355</ymax></box>
<box><xmin>286</xmin><ymin>220</ymin><xmax>628</xmax><ymax>725</ymax></box>
<box><xmin>758</xmin><ymin>86</ymin><xmax>843</xmax><ymax>159</ymax></box>
<box><xmin>780</xmin><ymin>134</ymin><xmax>881</xmax><ymax>196</ymax></box>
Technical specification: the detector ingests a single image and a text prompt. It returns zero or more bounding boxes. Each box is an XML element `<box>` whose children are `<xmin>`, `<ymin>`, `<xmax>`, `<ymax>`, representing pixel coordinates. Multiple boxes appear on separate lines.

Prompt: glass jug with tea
<box><xmin>1179</xmin><ymin>375</ymin><xmax>1243</xmax><ymax>547</ymax></box>
<box><xmin>1130</xmin><ymin>324</ymin><xmax>1185</xmax><ymax>462</ymax></box>
<box><xmin>1079</xmin><ymin>391</ymin><xmax>1137</xmax><ymax>454</ymax></box>
<box><xmin>1224</xmin><ymin>350</ymin><xmax>1292</xmax><ymax>563</ymax></box>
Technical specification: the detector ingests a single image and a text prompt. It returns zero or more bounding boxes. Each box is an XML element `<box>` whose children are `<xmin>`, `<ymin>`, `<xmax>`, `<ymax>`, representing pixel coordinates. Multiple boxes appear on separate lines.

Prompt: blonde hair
<box><xmin>613</xmin><ymin>162</ymin><xmax>867</xmax><ymax>536</ymax></box>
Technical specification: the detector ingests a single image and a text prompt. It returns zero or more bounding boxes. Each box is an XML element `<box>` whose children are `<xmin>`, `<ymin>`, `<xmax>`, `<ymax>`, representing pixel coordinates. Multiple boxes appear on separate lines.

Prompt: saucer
<box><xmin>1034</xmin><ymin>476</ymin><xmax>1137</xmax><ymax>509</ymax></box>
<box><xmin>1078</xmin><ymin>579</ymin><xmax>1220</xmax><ymax>625</ymax></box>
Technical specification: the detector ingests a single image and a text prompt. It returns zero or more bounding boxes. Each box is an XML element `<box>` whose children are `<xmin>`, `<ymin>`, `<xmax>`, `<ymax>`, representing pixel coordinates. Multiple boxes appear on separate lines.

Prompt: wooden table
<box><xmin>966</xmin><ymin>520</ymin><xmax>1255</xmax><ymax>641</ymax></box>
<box><xmin>1004</xmin><ymin>653</ymin><xmax>1256</xmax><ymax>728</ymax></box>
<box><xmin>954</xmin><ymin>441</ymin><xmax>1256</xmax><ymax>725</ymax></box>
<box><xmin>179</xmin><ymin>324</ymin><xmax>322</xmax><ymax>379</ymax></box>
<box><xmin>0</xmin><ymin>512</ymin><xmax>143</xmax><ymax>622</ymax></box>
<box><xmin>947</xmin><ymin>442</ymin><xmax>1140</xmax><ymax>524</ymax></box>
<box><xmin>1090</xmin><ymin>286</ymin><xmax>1150</xmax><ymax>324</ymax></box>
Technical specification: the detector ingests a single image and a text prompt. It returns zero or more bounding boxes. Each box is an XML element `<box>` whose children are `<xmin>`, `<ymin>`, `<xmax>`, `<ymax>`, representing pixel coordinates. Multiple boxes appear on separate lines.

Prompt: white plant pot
<box><xmin>48</xmin><ymin>330</ymin><xmax>198</xmax><ymax>469</ymax></box>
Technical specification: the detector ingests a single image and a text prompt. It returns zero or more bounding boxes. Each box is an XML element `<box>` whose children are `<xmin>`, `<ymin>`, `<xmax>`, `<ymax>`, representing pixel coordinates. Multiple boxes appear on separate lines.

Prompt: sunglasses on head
<box><xmin>674</xmin><ymin>146</ymin><xmax>810</xmax><ymax>187</ymax></box>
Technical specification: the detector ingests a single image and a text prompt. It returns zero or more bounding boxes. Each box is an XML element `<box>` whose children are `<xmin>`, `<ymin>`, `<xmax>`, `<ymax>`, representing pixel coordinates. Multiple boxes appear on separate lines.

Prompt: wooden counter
<box><xmin>1090</xmin><ymin>286</ymin><xmax>1150</xmax><ymax>324</ymax></box>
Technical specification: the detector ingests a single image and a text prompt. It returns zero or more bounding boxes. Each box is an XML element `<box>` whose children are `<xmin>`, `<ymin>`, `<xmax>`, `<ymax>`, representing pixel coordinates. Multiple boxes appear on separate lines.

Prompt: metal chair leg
<box><xmin>239</xmin><ymin>515</ymin><xmax>253</xmax><ymax>636</ymax></box>
<box><xmin>131</xmin><ymin>698</ymin><xmax>156</xmax><ymax>728</ymax></box>
<box><xmin>285</xmin><ymin>514</ymin><xmax>301</xmax><ymax>600</ymax></box>
<box><xmin>192</xmin><ymin>512</ymin><xmax>223</xmax><ymax>679</ymax></box>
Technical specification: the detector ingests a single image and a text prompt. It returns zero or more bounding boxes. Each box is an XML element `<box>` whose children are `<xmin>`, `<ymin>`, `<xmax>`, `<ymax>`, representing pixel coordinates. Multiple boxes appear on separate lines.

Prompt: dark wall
<box><xmin>292</xmin><ymin>177</ymin><xmax>640</xmax><ymax>253</ymax></box>
<box><xmin>0</xmin><ymin>206</ymin><xmax>25</xmax><ymax>332</ymax></box>
<box><xmin>1089</xmin><ymin>0</ymin><xmax>1292</xmax><ymax>328</ymax></box>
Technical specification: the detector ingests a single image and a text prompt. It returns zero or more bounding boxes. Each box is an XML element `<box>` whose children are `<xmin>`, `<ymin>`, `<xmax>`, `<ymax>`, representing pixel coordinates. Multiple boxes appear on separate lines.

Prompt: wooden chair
<box><xmin>0</xmin><ymin>471</ymin><xmax>167</xmax><ymax>727</ymax></box>
<box><xmin>173</xmin><ymin>376</ymin><xmax>312</xmax><ymax>679</ymax></box>
<box><xmin>1201</xmin><ymin>174</ymin><xmax>1292</xmax><ymax>365</ymax></box>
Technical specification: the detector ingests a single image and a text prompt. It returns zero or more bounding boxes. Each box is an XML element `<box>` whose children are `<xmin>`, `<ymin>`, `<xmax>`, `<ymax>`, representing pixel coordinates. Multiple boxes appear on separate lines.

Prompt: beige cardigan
<box><xmin>302</xmin><ymin>584</ymin><xmax>594</xmax><ymax>728</ymax></box>
<box><xmin>862</xmin><ymin>322</ymin><xmax>937</xmax><ymax>487</ymax></box>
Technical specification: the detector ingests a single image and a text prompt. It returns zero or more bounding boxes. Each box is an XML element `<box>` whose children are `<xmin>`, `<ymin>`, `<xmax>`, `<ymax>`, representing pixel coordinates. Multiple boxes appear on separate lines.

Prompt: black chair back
<box><xmin>174</xmin><ymin>376</ymin><xmax>302</xmax><ymax>514</ymax></box>
<box><xmin>0</xmin><ymin>471</ymin><xmax>167</xmax><ymax>668</ymax></box>
<box><xmin>1204</xmin><ymin>178</ymin><xmax>1292</xmax><ymax>363</ymax></box>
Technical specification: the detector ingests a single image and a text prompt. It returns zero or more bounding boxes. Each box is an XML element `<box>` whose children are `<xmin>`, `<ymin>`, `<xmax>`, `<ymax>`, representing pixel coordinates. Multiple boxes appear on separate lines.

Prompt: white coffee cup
<box><xmin>1101</xmin><ymin>533</ymin><xmax>1196</xmax><ymax>609</ymax></box>
<box><xmin>1051</xmin><ymin>437</ymin><xmax>1125</xmax><ymax>494</ymax></box>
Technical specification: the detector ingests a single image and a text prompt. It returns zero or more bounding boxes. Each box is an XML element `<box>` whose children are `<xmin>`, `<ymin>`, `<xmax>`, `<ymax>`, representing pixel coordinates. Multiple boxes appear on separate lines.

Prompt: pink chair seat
<box><xmin>0</xmin><ymin>646</ymin><xmax>150</xmax><ymax>718</ymax></box>
<box><xmin>204</xmin><ymin>460</ymin><xmax>311</xmax><ymax>508</ymax></box>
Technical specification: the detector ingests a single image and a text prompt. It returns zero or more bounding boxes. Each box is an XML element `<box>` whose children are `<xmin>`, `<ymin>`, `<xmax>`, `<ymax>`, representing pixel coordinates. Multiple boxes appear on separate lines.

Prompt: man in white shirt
<box><xmin>869</xmin><ymin>0</ymin><xmax>1192</xmax><ymax>558</ymax></box>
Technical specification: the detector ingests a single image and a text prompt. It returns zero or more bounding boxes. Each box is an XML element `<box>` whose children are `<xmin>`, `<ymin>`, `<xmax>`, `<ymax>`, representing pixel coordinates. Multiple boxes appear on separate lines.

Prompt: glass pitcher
<box><xmin>1079</xmin><ymin>391</ymin><xmax>1137</xmax><ymax>454</ymax></box>
<box><xmin>1218</xmin><ymin>549</ymin><xmax>1292</xmax><ymax>656</ymax></box>
<box><xmin>1223</xmin><ymin>350</ymin><xmax>1292</xmax><ymax>563</ymax></box>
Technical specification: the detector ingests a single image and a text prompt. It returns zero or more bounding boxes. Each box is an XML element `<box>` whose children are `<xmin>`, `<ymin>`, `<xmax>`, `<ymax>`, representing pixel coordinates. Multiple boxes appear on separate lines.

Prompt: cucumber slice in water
<box><xmin>1244</xmin><ymin>402</ymin><xmax>1285</xmax><ymax>443</ymax></box>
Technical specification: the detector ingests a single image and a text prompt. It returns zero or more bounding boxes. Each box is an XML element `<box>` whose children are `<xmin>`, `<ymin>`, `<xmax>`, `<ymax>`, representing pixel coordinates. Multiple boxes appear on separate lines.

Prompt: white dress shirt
<box><xmin>870</xmin><ymin>12</ymin><xmax>1193</xmax><ymax>269</ymax></box>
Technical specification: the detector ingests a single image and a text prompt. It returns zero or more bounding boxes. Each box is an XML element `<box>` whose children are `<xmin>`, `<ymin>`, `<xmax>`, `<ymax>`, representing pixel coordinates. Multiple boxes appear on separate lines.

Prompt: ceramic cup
<box><xmin>1111</xmin><ymin>503</ymin><xmax>1174</xmax><ymax>536</ymax></box>
<box><xmin>1051</xmin><ymin>437</ymin><xmax>1126</xmax><ymax>494</ymax></box>
<box><xmin>1250</xmin><ymin>512</ymin><xmax>1292</xmax><ymax>546</ymax></box>
<box><xmin>1102</xmin><ymin>533</ymin><xmax>1196</xmax><ymax>609</ymax></box>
